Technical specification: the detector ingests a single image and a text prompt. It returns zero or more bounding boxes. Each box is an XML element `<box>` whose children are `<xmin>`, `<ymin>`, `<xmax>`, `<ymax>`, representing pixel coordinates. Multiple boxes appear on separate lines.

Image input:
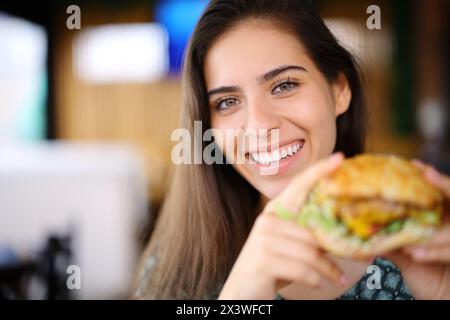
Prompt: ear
<box><xmin>332</xmin><ymin>72</ymin><xmax>352</xmax><ymax>117</ymax></box>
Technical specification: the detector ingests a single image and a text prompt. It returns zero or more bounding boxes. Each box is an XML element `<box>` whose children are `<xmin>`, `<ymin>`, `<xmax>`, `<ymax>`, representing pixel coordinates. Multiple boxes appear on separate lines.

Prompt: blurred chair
<box><xmin>0</xmin><ymin>235</ymin><xmax>71</xmax><ymax>300</ymax></box>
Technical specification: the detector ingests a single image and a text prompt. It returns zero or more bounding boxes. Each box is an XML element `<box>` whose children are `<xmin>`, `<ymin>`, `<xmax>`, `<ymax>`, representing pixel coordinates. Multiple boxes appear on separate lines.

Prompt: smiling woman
<box><xmin>133</xmin><ymin>0</ymin><xmax>368</xmax><ymax>299</ymax></box>
<box><xmin>204</xmin><ymin>17</ymin><xmax>358</xmax><ymax>197</ymax></box>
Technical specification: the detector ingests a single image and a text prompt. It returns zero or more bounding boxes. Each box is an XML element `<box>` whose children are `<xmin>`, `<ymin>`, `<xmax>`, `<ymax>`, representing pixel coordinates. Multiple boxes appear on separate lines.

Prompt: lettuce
<box><xmin>416</xmin><ymin>210</ymin><xmax>440</xmax><ymax>225</ymax></box>
<box><xmin>298</xmin><ymin>202</ymin><xmax>343</xmax><ymax>232</ymax></box>
<box><xmin>384</xmin><ymin>220</ymin><xmax>403</xmax><ymax>233</ymax></box>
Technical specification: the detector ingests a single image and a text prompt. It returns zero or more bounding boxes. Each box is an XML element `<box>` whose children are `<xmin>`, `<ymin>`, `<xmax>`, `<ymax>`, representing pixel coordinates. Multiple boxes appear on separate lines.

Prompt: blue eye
<box><xmin>216</xmin><ymin>97</ymin><xmax>240</xmax><ymax>111</ymax></box>
<box><xmin>272</xmin><ymin>79</ymin><xmax>299</xmax><ymax>94</ymax></box>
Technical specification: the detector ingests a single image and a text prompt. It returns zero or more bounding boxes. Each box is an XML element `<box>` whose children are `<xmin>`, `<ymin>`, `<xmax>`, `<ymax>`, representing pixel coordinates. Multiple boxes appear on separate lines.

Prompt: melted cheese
<box><xmin>339</xmin><ymin>204</ymin><xmax>404</xmax><ymax>239</ymax></box>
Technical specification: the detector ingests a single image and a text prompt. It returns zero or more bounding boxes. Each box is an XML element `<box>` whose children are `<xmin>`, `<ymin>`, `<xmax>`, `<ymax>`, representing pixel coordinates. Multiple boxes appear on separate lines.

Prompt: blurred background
<box><xmin>0</xmin><ymin>0</ymin><xmax>449</xmax><ymax>299</ymax></box>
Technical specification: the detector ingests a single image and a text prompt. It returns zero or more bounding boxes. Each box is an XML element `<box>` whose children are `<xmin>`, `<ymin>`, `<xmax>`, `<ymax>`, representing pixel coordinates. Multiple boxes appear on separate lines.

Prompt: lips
<box><xmin>247</xmin><ymin>140</ymin><xmax>305</xmax><ymax>165</ymax></box>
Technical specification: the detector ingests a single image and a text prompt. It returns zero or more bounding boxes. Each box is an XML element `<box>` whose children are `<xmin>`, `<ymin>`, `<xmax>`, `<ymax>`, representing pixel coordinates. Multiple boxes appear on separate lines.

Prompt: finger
<box><xmin>266</xmin><ymin>234</ymin><xmax>345</xmax><ymax>286</ymax></box>
<box><xmin>298</xmin><ymin>152</ymin><xmax>345</xmax><ymax>186</ymax></box>
<box><xmin>410</xmin><ymin>159</ymin><xmax>450</xmax><ymax>199</ymax></box>
<box><xmin>411</xmin><ymin>158</ymin><xmax>428</xmax><ymax>171</ymax></box>
<box><xmin>278</xmin><ymin>152</ymin><xmax>344</xmax><ymax>211</ymax></box>
<box><xmin>424</xmin><ymin>166</ymin><xmax>450</xmax><ymax>199</ymax></box>
<box><xmin>418</xmin><ymin>225</ymin><xmax>450</xmax><ymax>246</ymax></box>
<box><xmin>275</xmin><ymin>279</ymin><xmax>291</xmax><ymax>291</ymax></box>
<box><xmin>404</xmin><ymin>245</ymin><xmax>450</xmax><ymax>263</ymax></box>
<box><xmin>268</xmin><ymin>255</ymin><xmax>323</xmax><ymax>288</ymax></box>
<box><xmin>260</xmin><ymin>215</ymin><xmax>319</xmax><ymax>247</ymax></box>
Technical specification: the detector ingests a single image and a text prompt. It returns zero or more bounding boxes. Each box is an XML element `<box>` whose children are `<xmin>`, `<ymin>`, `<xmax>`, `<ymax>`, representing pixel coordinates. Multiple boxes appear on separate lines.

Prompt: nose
<box><xmin>244</xmin><ymin>96</ymin><xmax>281</xmax><ymax>137</ymax></box>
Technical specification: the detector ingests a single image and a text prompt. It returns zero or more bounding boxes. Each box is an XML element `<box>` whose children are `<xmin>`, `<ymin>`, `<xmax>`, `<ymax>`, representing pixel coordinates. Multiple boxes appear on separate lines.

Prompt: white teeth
<box><xmin>257</xmin><ymin>153</ymin><xmax>263</xmax><ymax>163</ymax></box>
<box><xmin>272</xmin><ymin>150</ymin><xmax>281</xmax><ymax>162</ymax></box>
<box><xmin>287</xmin><ymin>146</ymin><xmax>293</xmax><ymax>156</ymax></box>
<box><xmin>250</xmin><ymin>141</ymin><xmax>304</xmax><ymax>165</ymax></box>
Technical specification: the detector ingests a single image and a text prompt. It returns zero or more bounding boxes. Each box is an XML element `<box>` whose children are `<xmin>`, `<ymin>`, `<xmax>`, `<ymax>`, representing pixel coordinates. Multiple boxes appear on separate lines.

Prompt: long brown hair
<box><xmin>134</xmin><ymin>0</ymin><xmax>366</xmax><ymax>299</ymax></box>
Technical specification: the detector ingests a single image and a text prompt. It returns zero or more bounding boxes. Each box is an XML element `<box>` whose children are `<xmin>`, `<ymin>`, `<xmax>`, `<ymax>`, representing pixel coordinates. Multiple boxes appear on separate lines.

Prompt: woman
<box><xmin>134</xmin><ymin>0</ymin><xmax>450</xmax><ymax>299</ymax></box>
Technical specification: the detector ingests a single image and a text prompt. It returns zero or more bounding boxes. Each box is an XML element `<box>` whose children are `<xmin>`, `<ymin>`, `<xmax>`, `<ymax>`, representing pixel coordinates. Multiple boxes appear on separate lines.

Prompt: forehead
<box><xmin>204</xmin><ymin>20</ymin><xmax>312</xmax><ymax>87</ymax></box>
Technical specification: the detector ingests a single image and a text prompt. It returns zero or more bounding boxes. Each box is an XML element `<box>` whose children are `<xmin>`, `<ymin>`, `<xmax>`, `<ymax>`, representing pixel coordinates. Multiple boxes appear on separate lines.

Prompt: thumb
<box><xmin>277</xmin><ymin>152</ymin><xmax>344</xmax><ymax>212</ymax></box>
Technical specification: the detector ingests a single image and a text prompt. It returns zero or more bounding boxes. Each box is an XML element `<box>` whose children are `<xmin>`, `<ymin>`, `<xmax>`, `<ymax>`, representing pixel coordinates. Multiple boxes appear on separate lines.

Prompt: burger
<box><xmin>298</xmin><ymin>154</ymin><xmax>443</xmax><ymax>259</ymax></box>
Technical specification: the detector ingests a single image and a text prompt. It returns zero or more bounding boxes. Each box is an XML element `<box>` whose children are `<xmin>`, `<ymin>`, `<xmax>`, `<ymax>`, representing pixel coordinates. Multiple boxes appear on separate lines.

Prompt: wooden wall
<box><xmin>54</xmin><ymin>3</ymin><xmax>181</xmax><ymax>203</ymax></box>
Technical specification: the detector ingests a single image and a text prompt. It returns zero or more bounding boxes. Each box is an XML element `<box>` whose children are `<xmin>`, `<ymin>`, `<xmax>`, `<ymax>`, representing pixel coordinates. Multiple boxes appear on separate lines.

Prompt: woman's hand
<box><xmin>218</xmin><ymin>153</ymin><xmax>348</xmax><ymax>300</ymax></box>
<box><xmin>382</xmin><ymin>161</ymin><xmax>450</xmax><ymax>300</ymax></box>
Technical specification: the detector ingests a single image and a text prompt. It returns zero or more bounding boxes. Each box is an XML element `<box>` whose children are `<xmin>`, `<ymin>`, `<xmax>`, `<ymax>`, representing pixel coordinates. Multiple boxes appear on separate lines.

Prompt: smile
<box><xmin>248</xmin><ymin>140</ymin><xmax>305</xmax><ymax>165</ymax></box>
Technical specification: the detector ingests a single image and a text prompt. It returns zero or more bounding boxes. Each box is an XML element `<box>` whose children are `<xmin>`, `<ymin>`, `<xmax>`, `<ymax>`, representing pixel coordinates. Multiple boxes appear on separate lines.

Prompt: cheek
<box><xmin>210</xmin><ymin>122</ymin><xmax>239</xmax><ymax>161</ymax></box>
<box><xmin>211</xmin><ymin>112</ymin><xmax>246</xmax><ymax>156</ymax></box>
<box><xmin>211</xmin><ymin>127</ymin><xmax>254</xmax><ymax>184</ymax></box>
<box><xmin>211</xmin><ymin>115</ymin><xmax>256</xmax><ymax>183</ymax></box>
<box><xmin>283</xmin><ymin>85</ymin><xmax>337</xmax><ymax>154</ymax></box>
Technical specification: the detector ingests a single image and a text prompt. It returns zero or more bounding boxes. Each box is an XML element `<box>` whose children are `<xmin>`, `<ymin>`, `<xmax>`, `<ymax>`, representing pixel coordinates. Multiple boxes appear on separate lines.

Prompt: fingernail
<box><xmin>331</xmin><ymin>152</ymin><xmax>344</xmax><ymax>162</ymax></box>
<box><xmin>412</xmin><ymin>247</ymin><xmax>427</xmax><ymax>258</ymax></box>
<box><xmin>339</xmin><ymin>275</ymin><xmax>348</xmax><ymax>287</ymax></box>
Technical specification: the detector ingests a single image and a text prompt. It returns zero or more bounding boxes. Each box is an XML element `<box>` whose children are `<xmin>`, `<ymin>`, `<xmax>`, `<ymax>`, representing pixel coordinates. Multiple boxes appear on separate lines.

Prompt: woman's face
<box><xmin>204</xmin><ymin>20</ymin><xmax>351</xmax><ymax>199</ymax></box>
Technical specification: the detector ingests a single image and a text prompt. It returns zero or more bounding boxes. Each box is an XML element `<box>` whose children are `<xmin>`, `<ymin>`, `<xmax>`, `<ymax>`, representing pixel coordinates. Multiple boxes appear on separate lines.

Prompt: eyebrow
<box><xmin>207</xmin><ymin>65</ymin><xmax>307</xmax><ymax>97</ymax></box>
<box><xmin>258</xmin><ymin>65</ymin><xmax>307</xmax><ymax>83</ymax></box>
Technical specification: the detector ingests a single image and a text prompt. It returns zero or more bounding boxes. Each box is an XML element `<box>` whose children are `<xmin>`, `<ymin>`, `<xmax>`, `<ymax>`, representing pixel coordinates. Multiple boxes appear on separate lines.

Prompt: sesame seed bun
<box><xmin>299</xmin><ymin>154</ymin><xmax>443</xmax><ymax>259</ymax></box>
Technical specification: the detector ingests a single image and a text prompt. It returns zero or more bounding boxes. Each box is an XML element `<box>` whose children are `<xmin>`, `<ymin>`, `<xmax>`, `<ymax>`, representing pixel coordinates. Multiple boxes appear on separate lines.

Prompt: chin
<box><xmin>255</xmin><ymin>175</ymin><xmax>295</xmax><ymax>200</ymax></box>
